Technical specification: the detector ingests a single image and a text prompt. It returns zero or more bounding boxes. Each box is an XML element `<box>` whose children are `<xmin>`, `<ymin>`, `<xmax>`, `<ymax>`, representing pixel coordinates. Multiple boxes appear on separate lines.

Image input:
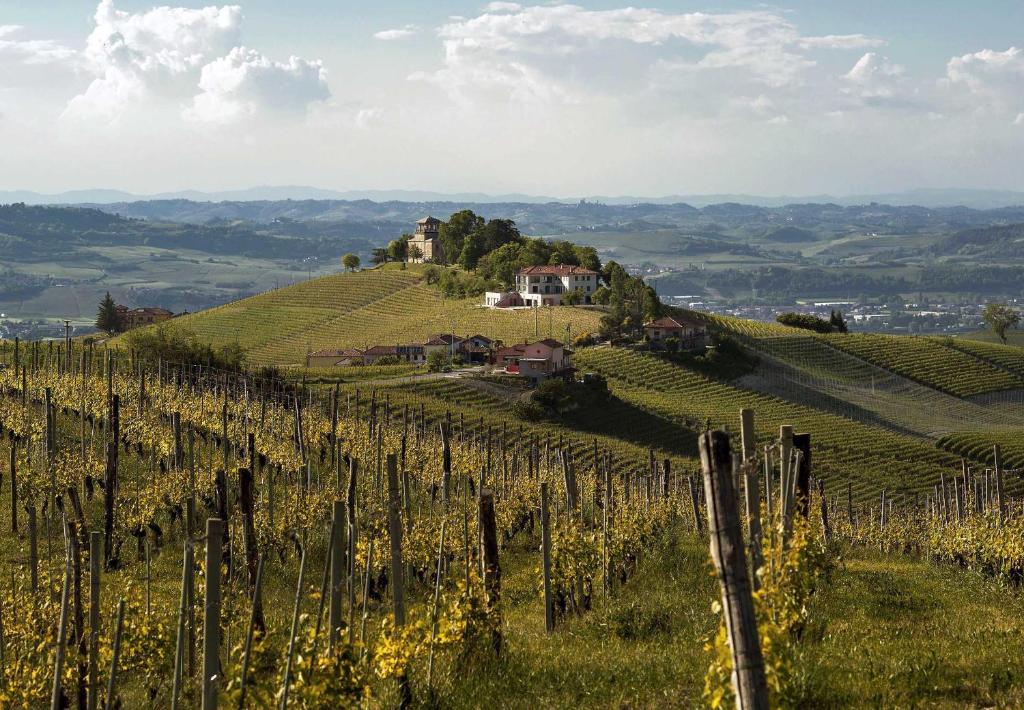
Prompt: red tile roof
<box><xmin>518</xmin><ymin>264</ymin><xmax>600</xmax><ymax>277</ymax></box>
<box><xmin>310</xmin><ymin>348</ymin><xmax>363</xmax><ymax>358</ymax></box>
<box><xmin>363</xmin><ymin>345</ymin><xmax>398</xmax><ymax>356</ymax></box>
<box><xmin>644</xmin><ymin>316</ymin><xmax>703</xmax><ymax>329</ymax></box>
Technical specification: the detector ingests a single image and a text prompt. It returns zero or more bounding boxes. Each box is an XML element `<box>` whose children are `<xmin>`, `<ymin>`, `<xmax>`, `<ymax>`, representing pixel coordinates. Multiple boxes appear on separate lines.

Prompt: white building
<box><xmin>485</xmin><ymin>264</ymin><xmax>600</xmax><ymax>308</ymax></box>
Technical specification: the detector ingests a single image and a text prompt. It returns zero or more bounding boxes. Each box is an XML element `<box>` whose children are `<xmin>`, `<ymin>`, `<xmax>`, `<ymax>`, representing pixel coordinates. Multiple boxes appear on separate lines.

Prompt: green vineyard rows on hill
<box><xmin>938</xmin><ymin>337</ymin><xmax>1024</xmax><ymax>380</ymax></box>
<box><xmin>937</xmin><ymin>431</ymin><xmax>1024</xmax><ymax>470</ymax></box>
<box><xmin>821</xmin><ymin>333</ymin><xmax>1023</xmax><ymax>398</ymax></box>
<box><xmin>573</xmin><ymin>347</ymin><xmax>1016</xmax><ymax>500</ymax></box>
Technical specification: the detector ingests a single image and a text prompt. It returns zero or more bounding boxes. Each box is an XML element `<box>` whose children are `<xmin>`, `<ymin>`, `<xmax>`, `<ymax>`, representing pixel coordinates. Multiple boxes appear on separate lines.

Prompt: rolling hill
<box><xmin>129</xmin><ymin>264</ymin><xmax>604</xmax><ymax>366</ymax></box>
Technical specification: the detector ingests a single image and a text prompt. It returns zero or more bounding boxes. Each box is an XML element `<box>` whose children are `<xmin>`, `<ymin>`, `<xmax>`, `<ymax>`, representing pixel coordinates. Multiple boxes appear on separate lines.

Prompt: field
<box><xmin>126</xmin><ymin>265</ymin><xmax>603</xmax><ymax>366</ymax></box>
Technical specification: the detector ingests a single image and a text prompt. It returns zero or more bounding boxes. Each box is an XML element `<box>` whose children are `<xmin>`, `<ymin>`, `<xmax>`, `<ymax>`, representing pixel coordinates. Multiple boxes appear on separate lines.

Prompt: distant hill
<box><xmin>122</xmin><ymin>264</ymin><xmax>604</xmax><ymax>366</ymax></box>
<box><xmin>939</xmin><ymin>223</ymin><xmax>1024</xmax><ymax>259</ymax></box>
<box><xmin>5</xmin><ymin>185</ymin><xmax>1024</xmax><ymax>209</ymax></box>
<box><xmin>764</xmin><ymin>226</ymin><xmax>818</xmax><ymax>242</ymax></box>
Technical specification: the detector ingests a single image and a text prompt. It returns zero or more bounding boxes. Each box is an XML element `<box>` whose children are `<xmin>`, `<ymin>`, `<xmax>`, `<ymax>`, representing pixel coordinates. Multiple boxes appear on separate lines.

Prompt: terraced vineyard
<box><xmin>574</xmin><ymin>347</ymin><xmax>1017</xmax><ymax>500</ymax></box>
<box><xmin>937</xmin><ymin>431</ymin><xmax>1024</xmax><ymax>469</ymax></box>
<box><xmin>745</xmin><ymin>336</ymin><xmax>1024</xmax><ymax>436</ymax></box>
<box><xmin>938</xmin><ymin>337</ymin><xmax>1024</xmax><ymax>380</ymax></box>
<box><xmin>123</xmin><ymin>265</ymin><xmax>603</xmax><ymax>365</ymax></box>
<box><xmin>821</xmin><ymin>333</ymin><xmax>1024</xmax><ymax>397</ymax></box>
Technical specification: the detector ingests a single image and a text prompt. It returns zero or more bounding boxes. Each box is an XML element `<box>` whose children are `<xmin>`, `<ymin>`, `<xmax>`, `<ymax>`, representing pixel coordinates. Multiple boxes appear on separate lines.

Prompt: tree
<box><xmin>342</xmin><ymin>253</ymin><xmax>361</xmax><ymax>272</ymax></box>
<box><xmin>829</xmin><ymin>309</ymin><xmax>848</xmax><ymax>333</ymax></box>
<box><xmin>440</xmin><ymin>210</ymin><xmax>484</xmax><ymax>265</ymax></box>
<box><xmin>427</xmin><ymin>350</ymin><xmax>449</xmax><ymax>372</ymax></box>
<box><xmin>386</xmin><ymin>236</ymin><xmax>410</xmax><ymax>261</ymax></box>
<box><xmin>407</xmin><ymin>244</ymin><xmax>423</xmax><ymax>261</ymax></box>
<box><xmin>983</xmin><ymin>302</ymin><xmax>1020</xmax><ymax>344</ymax></box>
<box><xmin>370</xmin><ymin>248</ymin><xmax>389</xmax><ymax>265</ymax></box>
<box><xmin>96</xmin><ymin>292</ymin><xmax>121</xmax><ymax>335</ymax></box>
<box><xmin>564</xmin><ymin>288</ymin><xmax>584</xmax><ymax>306</ymax></box>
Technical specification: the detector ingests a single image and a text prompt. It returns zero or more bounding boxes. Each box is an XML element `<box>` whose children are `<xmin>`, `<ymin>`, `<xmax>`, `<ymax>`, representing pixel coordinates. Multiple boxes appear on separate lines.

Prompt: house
<box><xmin>423</xmin><ymin>333</ymin><xmax>464</xmax><ymax>359</ymax></box>
<box><xmin>307</xmin><ymin>348</ymin><xmax>363</xmax><ymax>367</ymax></box>
<box><xmin>407</xmin><ymin>216</ymin><xmax>444</xmax><ymax>263</ymax></box>
<box><xmin>115</xmin><ymin>305</ymin><xmax>174</xmax><ymax>330</ymax></box>
<box><xmin>486</xmin><ymin>264</ymin><xmax>601</xmax><ymax>308</ymax></box>
<box><xmin>492</xmin><ymin>338</ymin><xmax>572</xmax><ymax>382</ymax></box>
<box><xmin>362</xmin><ymin>345</ymin><xmax>399</xmax><ymax>365</ymax></box>
<box><xmin>643</xmin><ymin>315</ymin><xmax>709</xmax><ymax>351</ymax></box>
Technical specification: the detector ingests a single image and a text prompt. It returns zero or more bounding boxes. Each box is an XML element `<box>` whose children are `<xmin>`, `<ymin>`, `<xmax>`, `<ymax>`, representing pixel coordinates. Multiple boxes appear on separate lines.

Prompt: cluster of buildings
<box><xmin>308</xmin><ymin>333</ymin><xmax>575</xmax><ymax>383</ymax></box>
<box><xmin>114</xmin><ymin>305</ymin><xmax>174</xmax><ymax>330</ymax></box>
<box><xmin>307</xmin><ymin>333</ymin><xmax>495</xmax><ymax>367</ymax></box>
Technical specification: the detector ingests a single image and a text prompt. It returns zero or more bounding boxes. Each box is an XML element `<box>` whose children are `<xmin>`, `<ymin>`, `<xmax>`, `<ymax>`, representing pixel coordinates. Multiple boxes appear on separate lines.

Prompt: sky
<box><xmin>2</xmin><ymin>1</ymin><xmax>1024</xmax><ymax>197</ymax></box>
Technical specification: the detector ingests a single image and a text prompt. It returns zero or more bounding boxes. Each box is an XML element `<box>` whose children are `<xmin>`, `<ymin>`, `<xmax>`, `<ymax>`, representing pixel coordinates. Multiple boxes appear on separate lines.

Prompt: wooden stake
<box><xmin>699</xmin><ymin>430</ymin><xmax>768</xmax><ymax>710</ymax></box>
<box><xmin>202</xmin><ymin>519</ymin><xmax>224</xmax><ymax>710</ymax></box>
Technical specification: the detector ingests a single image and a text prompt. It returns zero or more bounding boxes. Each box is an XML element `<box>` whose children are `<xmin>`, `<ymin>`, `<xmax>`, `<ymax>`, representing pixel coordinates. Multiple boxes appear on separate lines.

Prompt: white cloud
<box><xmin>798</xmin><ymin>34</ymin><xmax>883</xmax><ymax>50</ymax></box>
<box><xmin>65</xmin><ymin>0</ymin><xmax>328</xmax><ymax>124</ymax></box>
<box><xmin>944</xmin><ymin>46</ymin><xmax>1024</xmax><ymax>123</ymax></box>
<box><xmin>414</xmin><ymin>4</ymin><xmax>883</xmax><ymax>105</ymax></box>
<box><xmin>842</xmin><ymin>52</ymin><xmax>905</xmax><ymax>99</ymax></box>
<box><xmin>0</xmin><ymin>24</ymin><xmax>76</xmax><ymax>65</ymax></box>
<box><xmin>185</xmin><ymin>47</ymin><xmax>328</xmax><ymax>124</ymax></box>
<box><xmin>374</xmin><ymin>25</ymin><xmax>419</xmax><ymax>41</ymax></box>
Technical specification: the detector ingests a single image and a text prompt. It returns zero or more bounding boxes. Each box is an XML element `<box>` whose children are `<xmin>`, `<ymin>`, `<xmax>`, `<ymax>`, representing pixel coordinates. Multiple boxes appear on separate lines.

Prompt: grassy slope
<box><xmin>126</xmin><ymin>264</ymin><xmax>603</xmax><ymax>366</ymax></box>
<box><xmin>447</xmin><ymin>536</ymin><xmax>1024</xmax><ymax>708</ymax></box>
<box><xmin>574</xmin><ymin>348</ymin><xmax>1015</xmax><ymax>500</ymax></box>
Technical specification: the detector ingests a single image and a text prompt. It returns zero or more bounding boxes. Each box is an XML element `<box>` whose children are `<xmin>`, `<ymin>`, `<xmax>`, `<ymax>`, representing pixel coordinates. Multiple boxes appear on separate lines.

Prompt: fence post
<box><xmin>386</xmin><ymin>454</ymin><xmax>405</xmax><ymax>626</ymax></box>
<box><xmin>699</xmin><ymin>430</ymin><xmax>769</xmax><ymax>710</ymax></box>
<box><xmin>202</xmin><ymin>518</ymin><xmax>224</xmax><ymax>710</ymax></box>
<box><xmin>329</xmin><ymin>500</ymin><xmax>345</xmax><ymax>652</ymax></box>
<box><xmin>479</xmin><ymin>490</ymin><xmax>502</xmax><ymax>655</ymax></box>
<box><xmin>540</xmin><ymin>482</ymin><xmax>554</xmax><ymax>632</ymax></box>
<box><xmin>995</xmin><ymin>445</ymin><xmax>1006</xmax><ymax>525</ymax></box>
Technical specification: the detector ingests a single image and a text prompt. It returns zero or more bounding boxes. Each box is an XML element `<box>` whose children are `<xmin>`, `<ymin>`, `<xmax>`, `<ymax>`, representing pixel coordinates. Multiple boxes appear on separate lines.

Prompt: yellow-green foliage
<box><xmin>125</xmin><ymin>266</ymin><xmax>602</xmax><ymax>366</ymax></box>
<box><xmin>704</xmin><ymin>512</ymin><xmax>831</xmax><ymax>708</ymax></box>
<box><xmin>938</xmin><ymin>336</ymin><xmax>1024</xmax><ymax>379</ymax></box>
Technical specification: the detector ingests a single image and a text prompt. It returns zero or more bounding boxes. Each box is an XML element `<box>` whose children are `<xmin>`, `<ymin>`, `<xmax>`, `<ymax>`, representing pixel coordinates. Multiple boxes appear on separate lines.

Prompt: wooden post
<box><xmin>103</xmin><ymin>438</ymin><xmax>117</xmax><ymax>566</ymax></box>
<box><xmin>28</xmin><ymin>504</ymin><xmax>38</xmax><ymax>593</ymax></box>
<box><xmin>541</xmin><ymin>482</ymin><xmax>554</xmax><ymax>632</ymax></box>
<box><xmin>88</xmin><ymin>532</ymin><xmax>101</xmax><ymax>710</ymax></box>
<box><xmin>171</xmin><ymin>539</ymin><xmax>193</xmax><ymax>710</ymax></box>
<box><xmin>280</xmin><ymin>544</ymin><xmax>306</xmax><ymax>710</ymax></box>
<box><xmin>106</xmin><ymin>600</ymin><xmax>126</xmax><ymax>710</ymax></box>
<box><xmin>50</xmin><ymin>557</ymin><xmax>71</xmax><ymax>710</ymax></box>
<box><xmin>202</xmin><ymin>519</ymin><xmax>224</xmax><ymax>710</ymax></box>
<box><xmin>818</xmin><ymin>479</ymin><xmax>832</xmax><ymax>544</ymax></box>
<box><xmin>995</xmin><ymin>445</ymin><xmax>1006</xmax><ymax>525</ymax></box>
<box><xmin>386</xmin><ymin>454</ymin><xmax>405</xmax><ymax>626</ymax></box>
<box><xmin>346</xmin><ymin>458</ymin><xmax>358</xmax><ymax>644</ymax></box>
<box><xmin>479</xmin><ymin>490</ymin><xmax>502</xmax><ymax>655</ymax></box>
<box><xmin>329</xmin><ymin>501</ymin><xmax>345</xmax><ymax>652</ymax></box>
<box><xmin>689</xmin><ymin>475</ymin><xmax>703</xmax><ymax>535</ymax></box>
<box><xmin>792</xmin><ymin>433</ymin><xmax>811</xmax><ymax>518</ymax></box>
<box><xmin>9</xmin><ymin>439</ymin><xmax>16</xmax><ymax>534</ymax></box>
<box><xmin>699</xmin><ymin>430</ymin><xmax>768</xmax><ymax>710</ymax></box>
<box><xmin>440</xmin><ymin>423</ymin><xmax>452</xmax><ymax>508</ymax></box>
<box><xmin>238</xmin><ymin>468</ymin><xmax>262</xmax><ymax>632</ymax></box>
<box><xmin>238</xmin><ymin>555</ymin><xmax>265</xmax><ymax>710</ymax></box>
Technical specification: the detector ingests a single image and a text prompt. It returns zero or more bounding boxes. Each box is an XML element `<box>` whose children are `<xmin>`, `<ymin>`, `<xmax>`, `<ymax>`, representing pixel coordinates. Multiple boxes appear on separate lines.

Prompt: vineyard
<box><xmin>819</xmin><ymin>333</ymin><xmax>1024</xmax><ymax>398</ymax></box>
<box><xmin>2</xmin><ymin>331</ymin><xmax>1024</xmax><ymax>705</ymax></box>
<box><xmin>131</xmin><ymin>265</ymin><xmax>603</xmax><ymax>366</ymax></box>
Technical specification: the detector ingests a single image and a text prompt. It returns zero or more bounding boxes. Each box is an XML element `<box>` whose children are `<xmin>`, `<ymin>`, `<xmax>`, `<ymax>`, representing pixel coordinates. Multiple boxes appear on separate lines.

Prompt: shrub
<box><xmin>776</xmin><ymin>312</ymin><xmax>834</xmax><ymax>334</ymax></box>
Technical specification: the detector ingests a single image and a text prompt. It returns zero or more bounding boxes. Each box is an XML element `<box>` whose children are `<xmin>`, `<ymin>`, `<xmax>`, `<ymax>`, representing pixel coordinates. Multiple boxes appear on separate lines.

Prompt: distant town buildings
<box><xmin>485</xmin><ymin>264</ymin><xmax>601</xmax><ymax>308</ymax></box>
<box><xmin>115</xmin><ymin>305</ymin><xmax>173</xmax><ymax>330</ymax></box>
<box><xmin>407</xmin><ymin>216</ymin><xmax>444</xmax><ymax>263</ymax></box>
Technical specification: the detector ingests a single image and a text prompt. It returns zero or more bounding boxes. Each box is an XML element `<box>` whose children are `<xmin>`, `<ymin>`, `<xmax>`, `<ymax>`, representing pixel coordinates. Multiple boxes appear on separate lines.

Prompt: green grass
<box><xmin>808</xmin><ymin>549</ymin><xmax>1024</xmax><ymax>707</ymax></box>
<box><xmin>123</xmin><ymin>265</ymin><xmax>603</xmax><ymax>366</ymax></box>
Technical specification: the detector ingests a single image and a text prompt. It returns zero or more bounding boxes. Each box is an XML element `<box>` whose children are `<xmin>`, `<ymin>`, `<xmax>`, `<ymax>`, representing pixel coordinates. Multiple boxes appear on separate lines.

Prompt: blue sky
<box><xmin>2</xmin><ymin>1</ymin><xmax>1024</xmax><ymax>196</ymax></box>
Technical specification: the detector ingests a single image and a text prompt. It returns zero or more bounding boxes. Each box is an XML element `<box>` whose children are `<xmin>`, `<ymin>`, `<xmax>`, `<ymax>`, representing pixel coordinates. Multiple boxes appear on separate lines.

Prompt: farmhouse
<box><xmin>485</xmin><ymin>264</ymin><xmax>601</xmax><ymax>308</ymax></box>
<box><xmin>407</xmin><ymin>216</ymin><xmax>444</xmax><ymax>263</ymax></box>
<box><xmin>307</xmin><ymin>348</ymin><xmax>364</xmax><ymax>367</ymax></box>
<box><xmin>115</xmin><ymin>305</ymin><xmax>173</xmax><ymax>330</ymax></box>
<box><xmin>643</xmin><ymin>315</ymin><xmax>709</xmax><ymax>351</ymax></box>
<box><xmin>492</xmin><ymin>338</ymin><xmax>572</xmax><ymax>382</ymax></box>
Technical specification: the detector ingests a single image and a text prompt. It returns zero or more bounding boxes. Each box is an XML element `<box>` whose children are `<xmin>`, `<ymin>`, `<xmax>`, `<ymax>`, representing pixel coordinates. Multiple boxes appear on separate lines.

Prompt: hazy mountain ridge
<box><xmin>4</xmin><ymin>186</ymin><xmax>1024</xmax><ymax>210</ymax></box>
